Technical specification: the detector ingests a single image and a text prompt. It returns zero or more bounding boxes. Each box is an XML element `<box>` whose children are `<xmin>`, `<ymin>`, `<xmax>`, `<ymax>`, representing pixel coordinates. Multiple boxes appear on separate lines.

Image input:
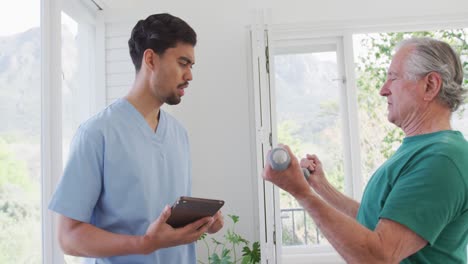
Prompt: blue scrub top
<box><xmin>49</xmin><ymin>98</ymin><xmax>195</xmax><ymax>264</ymax></box>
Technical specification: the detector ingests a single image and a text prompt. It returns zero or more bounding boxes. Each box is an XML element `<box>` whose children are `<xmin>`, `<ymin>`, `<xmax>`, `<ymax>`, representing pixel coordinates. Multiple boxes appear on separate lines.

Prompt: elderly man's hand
<box><xmin>262</xmin><ymin>144</ymin><xmax>313</xmax><ymax>199</ymax></box>
<box><xmin>300</xmin><ymin>154</ymin><xmax>328</xmax><ymax>192</ymax></box>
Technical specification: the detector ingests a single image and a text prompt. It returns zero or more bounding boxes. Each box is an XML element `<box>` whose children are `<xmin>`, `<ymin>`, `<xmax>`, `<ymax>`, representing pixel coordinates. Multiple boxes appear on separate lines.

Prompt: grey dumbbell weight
<box><xmin>268</xmin><ymin>147</ymin><xmax>310</xmax><ymax>179</ymax></box>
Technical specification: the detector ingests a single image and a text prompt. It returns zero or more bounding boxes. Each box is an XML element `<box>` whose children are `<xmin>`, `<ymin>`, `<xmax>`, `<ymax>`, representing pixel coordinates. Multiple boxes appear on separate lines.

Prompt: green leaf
<box><xmin>241</xmin><ymin>242</ymin><xmax>261</xmax><ymax>264</ymax></box>
<box><xmin>221</xmin><ymin>248</ymin><xmax>230</xmax><ymax>257</ymax></box>
<box><xmin>228</xmin><ymin>214</ymin><xmax>239</xmax><ymax>223</ymax></box>
<box><xmin>210</xmin><ymin>251</ymin><xmax>233</xmax><ymax>264</ymax></box>
<box><xmin>209</xmin><ymin>253</ymin><xmax>221</xmax><ymax>264</ymax></box>
<box><xmin>198</xmin><ymin>233</ymin><xmax>207</xmax><ymax>241</ymax></box>
<box><xmin>211</xmin><ymin>238</ymin><xmax>223</xmax><ymax>245</ymax></box>
<box><xmin>197</xmin><ymin>215</ymin><xmax>260</xmax><ymax>264</ymax></box>
<box><xmin>241</xmin><ymin>256</ymin><xmax>252</xmax><ymax>264</ymax></box>
<box><xmin>225</xmin><ymin>229</ymin><xmax>249</xmax><ymax>245</ymax></box>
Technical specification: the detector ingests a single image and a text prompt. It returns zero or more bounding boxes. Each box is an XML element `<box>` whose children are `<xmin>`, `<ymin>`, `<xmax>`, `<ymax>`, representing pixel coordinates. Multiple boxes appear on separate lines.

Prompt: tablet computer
<box><xmin>166</xmin><ymin>196</ymin><xmax>225</xmax><ymax>228</ymax></box>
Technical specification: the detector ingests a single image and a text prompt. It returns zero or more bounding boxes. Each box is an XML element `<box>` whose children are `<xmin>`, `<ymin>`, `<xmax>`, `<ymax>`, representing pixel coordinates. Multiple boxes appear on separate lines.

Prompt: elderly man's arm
<box><xmin>300</xmin><ymin>154</ymin><xmax>360</xmax><ymax>218</ymax></box>
<box><xmin>296</xmin><ymin>191</ymin><xmax>427</xmax><ymax>263</ymax></box>
<box><xmin>267</xmin><ymin>146</ymin><xmax>427</xmax><ymax>263</ymax></box>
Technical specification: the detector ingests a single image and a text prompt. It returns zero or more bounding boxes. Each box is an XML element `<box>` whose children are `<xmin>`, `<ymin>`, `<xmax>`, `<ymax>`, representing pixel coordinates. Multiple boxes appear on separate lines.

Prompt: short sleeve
<box><xmin>379</xmin><ymin>155</ymin><xmax>465</xmax><ymax>245</ymax></box>
<box><xmin>48</xmin><ymin>126</ymin><xmax>104</xmax><ymax>223</ymax></box>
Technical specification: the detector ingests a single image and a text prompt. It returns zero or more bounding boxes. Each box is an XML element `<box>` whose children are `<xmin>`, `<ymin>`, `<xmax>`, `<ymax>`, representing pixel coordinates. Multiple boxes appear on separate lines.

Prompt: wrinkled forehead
<box><xmin>388</xmin><ymin>45</ymin><xmax>414</xmax><ymax>73</ymax></box>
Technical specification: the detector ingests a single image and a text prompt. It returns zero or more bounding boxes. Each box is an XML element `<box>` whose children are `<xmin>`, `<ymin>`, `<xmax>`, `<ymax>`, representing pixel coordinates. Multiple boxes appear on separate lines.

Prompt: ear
<box><xmin>142</xmin><ymin>49</ymin><xmax>159</xmax><ymax>71</ymax></box>
<box><xmin>423</xmin><ymin>72</ymin><xmax>442</xmax><ymax>101</ymax></box>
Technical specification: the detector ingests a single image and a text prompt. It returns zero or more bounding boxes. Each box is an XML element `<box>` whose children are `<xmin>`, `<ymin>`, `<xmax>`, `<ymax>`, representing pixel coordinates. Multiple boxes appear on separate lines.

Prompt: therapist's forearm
<box><xmin>58</xmin><ymin>216</ymin><xmax>148</xmax><ymax>257</ymax></box>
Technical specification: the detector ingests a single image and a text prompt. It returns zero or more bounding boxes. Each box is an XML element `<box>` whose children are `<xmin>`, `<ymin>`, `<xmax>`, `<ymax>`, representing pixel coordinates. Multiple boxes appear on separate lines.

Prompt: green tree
<box><xmin>0</xmin><ymin>136</ymin><xmax>41</xmax><ymax>263</ymax></box>
<box><xmin>277</xmin><ymin>109</ymin><xmax>344</xmax><ymax>245</ymax></box>
<box><xmin>277</xmin><ymin>120</ymin><xmax>303</xmax><ymax>154</ymax></box>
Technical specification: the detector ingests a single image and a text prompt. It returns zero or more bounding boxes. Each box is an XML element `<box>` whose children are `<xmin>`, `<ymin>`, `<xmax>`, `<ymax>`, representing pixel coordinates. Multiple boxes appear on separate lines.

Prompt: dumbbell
<box><xmin>268</xmin><ymin>147</ymin><xmax>310</xmax><ymax>179</ymax></box>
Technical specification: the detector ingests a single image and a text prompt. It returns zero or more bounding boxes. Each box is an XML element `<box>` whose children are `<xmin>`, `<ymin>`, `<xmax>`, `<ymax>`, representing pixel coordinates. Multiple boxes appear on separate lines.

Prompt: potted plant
<box><xmin>198</xmin><ymin>214</ymin><xmax>261</xmax><ymax>264</ymax></box>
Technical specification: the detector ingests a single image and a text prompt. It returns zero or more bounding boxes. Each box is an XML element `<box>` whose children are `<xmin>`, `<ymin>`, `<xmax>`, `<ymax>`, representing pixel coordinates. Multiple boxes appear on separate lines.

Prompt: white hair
<box><xmin>396</xmin><ymin>37</ymin><xmax>466</xmax><ymax>112</ymax></box>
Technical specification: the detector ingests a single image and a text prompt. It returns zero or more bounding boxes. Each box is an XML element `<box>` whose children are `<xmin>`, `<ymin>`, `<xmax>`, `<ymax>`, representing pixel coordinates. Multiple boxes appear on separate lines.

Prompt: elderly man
<box><xmin>263</xmin><ymin>38</ymin><xmax>468</xmax><ymax>263</ymax></box>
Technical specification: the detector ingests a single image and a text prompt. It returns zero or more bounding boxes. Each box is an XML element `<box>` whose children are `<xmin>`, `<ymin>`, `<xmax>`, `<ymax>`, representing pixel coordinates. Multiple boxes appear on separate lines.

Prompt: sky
<box><xmin>0</xmin><ymin>0</ymin><xmax>40</xmax><ymax>36</ymax></box>
<box><xmin>0</xmin><ymin>0</ymin><xmax>78</xmax><ymax>37</ymax></box>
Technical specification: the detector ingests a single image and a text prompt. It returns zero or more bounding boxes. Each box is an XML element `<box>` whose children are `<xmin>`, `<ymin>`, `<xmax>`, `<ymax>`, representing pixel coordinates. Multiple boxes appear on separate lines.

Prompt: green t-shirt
<box><xmin>357</xmin><ymin>130</ymin><xmax>468</xmax><ymax>264</ymax></box>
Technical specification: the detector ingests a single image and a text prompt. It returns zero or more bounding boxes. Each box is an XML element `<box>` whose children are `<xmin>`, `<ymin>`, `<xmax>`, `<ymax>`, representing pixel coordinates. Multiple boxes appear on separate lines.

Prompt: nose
<box><xmin>380</xmin><ymin>81</ymin><xmax>390</xmax><ymax>97</ymax></box>
<box><xmin>184</xmin><ymin>68</ymin><xmax>193</xmax><ymax>82</ymax></box>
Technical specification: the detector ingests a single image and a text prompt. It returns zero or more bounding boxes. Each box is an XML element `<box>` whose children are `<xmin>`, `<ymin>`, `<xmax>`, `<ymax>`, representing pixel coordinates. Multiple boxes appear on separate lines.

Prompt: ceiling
<box><xmin>91</xmin><ymin>0</ymin><xmax>147</xmax><ymax>10</ymax></box>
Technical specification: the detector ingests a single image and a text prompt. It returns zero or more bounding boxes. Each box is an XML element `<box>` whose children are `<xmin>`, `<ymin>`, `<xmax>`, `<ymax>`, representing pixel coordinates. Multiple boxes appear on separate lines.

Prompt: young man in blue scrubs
<box><xmin>49</xmin><ymin>13</ymin><xmax>224</xmax><ymax>263</ymax></box>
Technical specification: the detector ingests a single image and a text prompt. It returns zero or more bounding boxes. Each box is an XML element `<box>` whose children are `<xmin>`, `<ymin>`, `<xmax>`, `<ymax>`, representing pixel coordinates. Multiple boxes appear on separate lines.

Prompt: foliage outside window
<box><xmin>274</xmin><ymin>51</ymin><xmax>344</xmax><ymax>246</ymax></box>
<box><xmin>0</xmin><ymin>3</ymin><xmax>42</xmax><ymax>260</ymax></box>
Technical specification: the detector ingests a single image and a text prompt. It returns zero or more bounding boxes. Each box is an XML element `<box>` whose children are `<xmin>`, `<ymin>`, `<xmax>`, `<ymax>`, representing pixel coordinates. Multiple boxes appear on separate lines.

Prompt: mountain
<box><xmin>273</xmin><ymin>53</ymin><xmax>342</xmax><ymax>140</ymax></box>
<box><xmin>0</xmin><ymin>28</ymin><xmax>41</xmax><ymax>138</ymax></box>
<box><xmin>0</xmin><ymin>25</ymin><xmax>77</xmax><ymax>139</ymax></box>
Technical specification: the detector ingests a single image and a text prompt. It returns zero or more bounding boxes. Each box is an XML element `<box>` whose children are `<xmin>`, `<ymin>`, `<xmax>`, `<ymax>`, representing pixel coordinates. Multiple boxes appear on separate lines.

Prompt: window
<box><xmin>61</xmin><ymin>11</ymin><xmax>96</xmax><ymax>164</ymax></box>
<box><xmin>273</xmin><ymin>48</ymin><xmax>346</xmax><ymax>247</ymax></box>
<box><xmin>0</xmin><ymin>0</ymin><xmax>98</xmax><ymax>263</ymax></box>
<box><xmin>0</xmin><ymin>0</ymin><xmax>42</xmax><ymax>262</ymax></box>
<box><xmin>270</xmin><ymin>37</ymin><xmax>357</xmax><ymax>263</ymax></box>
<box><xmin>253</xmin><ymin>20</ymin><xmax>468</xmax><ymax>264</ymax></box>
<box><xmin>61</xmin><ymin>9</ymin><xmax>97</xmax><ymax>264</ymax></box>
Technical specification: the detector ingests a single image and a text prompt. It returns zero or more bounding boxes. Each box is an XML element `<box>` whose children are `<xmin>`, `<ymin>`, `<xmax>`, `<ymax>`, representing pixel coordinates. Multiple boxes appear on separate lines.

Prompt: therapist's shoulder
<box><xmin>162</xmin><ymin>109</ymin><xmax>188</xmax><ymax>134</ymax></box>
<box><xmin>74</xmin><ymin>103</ymin><xmax>120</xmax><ymax>141</ymax></box>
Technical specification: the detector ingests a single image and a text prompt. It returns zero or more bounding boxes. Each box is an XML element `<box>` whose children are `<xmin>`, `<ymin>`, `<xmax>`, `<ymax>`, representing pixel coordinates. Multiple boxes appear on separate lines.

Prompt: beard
<box><xmin>165</xmin><ymin>93</ymin><xmax>181</xmax><ymax>105</ymax></box>
<box><xmin>165</xmin><ymin>82</ymin><xmax>188</xmax><ymax>105</ymax></box>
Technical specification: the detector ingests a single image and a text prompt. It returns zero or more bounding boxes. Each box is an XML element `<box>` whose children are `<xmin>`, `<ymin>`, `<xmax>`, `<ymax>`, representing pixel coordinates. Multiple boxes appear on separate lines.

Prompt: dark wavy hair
<box><xmin>128</xmin><ymin>13</ymin><xmax>197</xmax><ymax>72</ymax></box>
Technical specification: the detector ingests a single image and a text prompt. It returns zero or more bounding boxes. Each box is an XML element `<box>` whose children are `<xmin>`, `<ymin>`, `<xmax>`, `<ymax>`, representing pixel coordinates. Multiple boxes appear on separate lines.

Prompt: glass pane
<box><xmin>61</xmin><ymin>11</ymin><xmax>94</xmax><ymax>264</ymax></box>
<box><xmin>273</xmin><ymin>52</ymin><xmax>345</xmax><ymax>246</ymax></box>
<box><xmin>62</xmin><ymin>12</ymin><xmax>80</xmax><ymax>164</ymax></box>
<box><xmin>0</xmin><ymin>0</ymin><xmax>42</xmax><ymax>262</ymax></box>
<box><xmin>354</xmin><ymin>29</ymin><xmax>468</xmax><ymax>187</ymax></box>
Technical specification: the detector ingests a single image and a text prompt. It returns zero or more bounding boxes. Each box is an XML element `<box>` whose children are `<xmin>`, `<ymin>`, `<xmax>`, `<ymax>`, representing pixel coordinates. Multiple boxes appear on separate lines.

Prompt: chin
<box><xmin>387</xmin><ymin>116</ymin><xmax>396</xmax><ymax>125</ymax></box>
<box><xmin>389</xmin><ymin>118</ymin><xmax>401</xmax><ymax>127</ymax></box>
<box><xmin>166</xmin><ymin>97</ymin><xmax>181</xmax><ymax>105</ymax></box>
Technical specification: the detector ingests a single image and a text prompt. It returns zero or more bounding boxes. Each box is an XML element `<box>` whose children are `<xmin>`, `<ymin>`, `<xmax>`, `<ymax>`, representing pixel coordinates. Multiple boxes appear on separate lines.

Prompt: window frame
<box><xmin>41</xmin><ymin>0</ymin><xmax>64</xmax><ymax>262</ymax></box>
<box><xmin>41</xmin><ymin>0</ymin><xmax>101</xmax><ymax>263</ymax></box>
<box><xmin>253</xmin><ymin>13</ymin><xmax>468</xmax><ymax>264</ymax></box>
<box><xmin>268</xmin><ymin>32</ymin><xmax>360</xmax><ymax>264</ymax></box>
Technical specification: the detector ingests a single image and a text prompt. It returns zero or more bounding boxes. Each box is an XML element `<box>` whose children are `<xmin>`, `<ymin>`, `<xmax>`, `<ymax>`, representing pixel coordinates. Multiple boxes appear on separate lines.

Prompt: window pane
<box><xmin>273</xmin><ymin>52</ymin><xmax>345</xmax><ymax>246</ymax></box>
<box><xmin>354</xmin><ymin>29</ymin><xmax>468</xmax><ymax>187</ymax></box>
<box><xmin>0</xmin><ymin>0</ymin><xmax>42</xmax><ymax>262</ymax></box>
<box><xmin>62</xmin><ymin>12</ymin><xmax>79</xmax><ymax>164</ymax></box>
<box><xmin>61</xmin><ymin>11</ymin><xmax>95</xmax><ymax>264</ymax></box>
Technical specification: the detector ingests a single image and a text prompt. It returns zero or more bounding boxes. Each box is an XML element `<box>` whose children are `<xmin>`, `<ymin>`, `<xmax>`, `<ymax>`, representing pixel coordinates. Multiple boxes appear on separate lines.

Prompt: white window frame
<box><xmin>41</xmin><ymin>0</ymin><xmax>63</xmax><ymax>263</ymax></box>
<box><xmin>62</xmin><ymin>0</ymin><xmax>103</xmax><ymax>117</ymax></box>
<box><xmin>252</xmin><ymin>12</ymin><xmax>468</xmax><ymax>264</ymax></box>
<box><xmin>256</xmin><ymin>30</ymin><xmax>360</xmax><ymax>264</ymax></box>
<box><xmin>250</xmin><ymin>22</ymin><xmax>279</xmax><ymax>264</ymax></box>
<box><xmin>271</xmin><ymin>35</ymin><xmax>361</xmax><ymax>198</ymax></box>
<box><xmin>41</xmin><ymin>0</ymin><xmax>102</xmax><ymax>263</ymax></box>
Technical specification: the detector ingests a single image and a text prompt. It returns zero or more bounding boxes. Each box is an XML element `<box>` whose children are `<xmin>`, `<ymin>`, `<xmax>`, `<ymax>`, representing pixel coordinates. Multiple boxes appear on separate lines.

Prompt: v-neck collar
<box><xmin>118</xmin><ymin>98</ymin><xmax>167</xmax><ymax>144</ymax></box>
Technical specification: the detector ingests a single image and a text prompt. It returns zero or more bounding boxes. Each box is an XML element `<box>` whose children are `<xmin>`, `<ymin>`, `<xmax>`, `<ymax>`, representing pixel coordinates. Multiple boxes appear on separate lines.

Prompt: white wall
<box><xmin>101</xmin><ymin>0</ymin><xmax>468</xmax><ymax>260</ymax></box>
<box><xmin>268</xmin><ymin>0</ymin><xmax>468</xmax><ymax>25</ymax></box>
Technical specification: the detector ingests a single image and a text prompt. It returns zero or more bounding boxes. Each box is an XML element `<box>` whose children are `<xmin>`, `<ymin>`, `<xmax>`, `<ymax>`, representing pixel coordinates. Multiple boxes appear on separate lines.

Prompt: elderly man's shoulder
<box><xmin>420</xmin><ymin>130</ymin><xmax>467</xmax><ymax>149</ymax></box>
